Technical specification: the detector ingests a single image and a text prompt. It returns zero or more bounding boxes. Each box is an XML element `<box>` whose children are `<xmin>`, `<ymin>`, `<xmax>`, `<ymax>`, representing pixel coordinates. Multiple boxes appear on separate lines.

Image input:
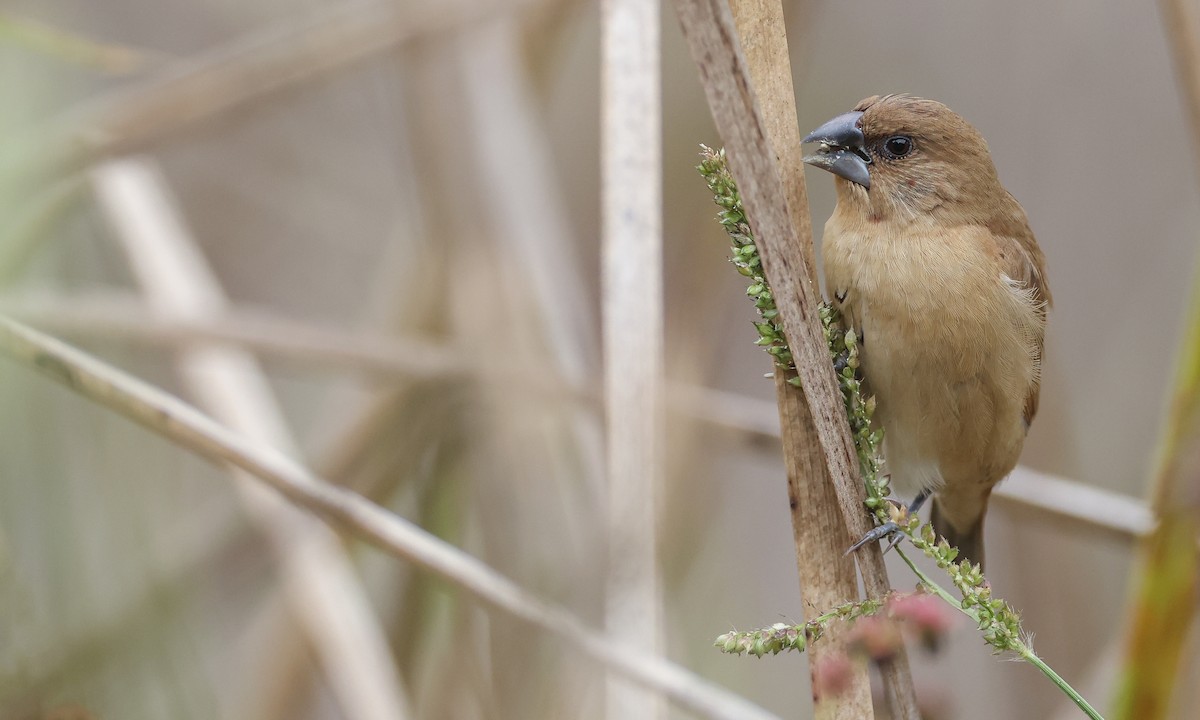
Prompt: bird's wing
<box><xmin>995</xmin><ymin>227</ymin><xmax>1050</xmax><ymax>427</ymax></box>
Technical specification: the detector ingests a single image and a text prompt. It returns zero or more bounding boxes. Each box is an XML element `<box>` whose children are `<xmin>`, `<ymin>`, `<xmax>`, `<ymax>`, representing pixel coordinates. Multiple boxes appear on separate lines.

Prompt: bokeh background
<box><xmin>0</xmin><ymin>0</ymin><xmax>1197</xmax><ymax>718</ymax></box>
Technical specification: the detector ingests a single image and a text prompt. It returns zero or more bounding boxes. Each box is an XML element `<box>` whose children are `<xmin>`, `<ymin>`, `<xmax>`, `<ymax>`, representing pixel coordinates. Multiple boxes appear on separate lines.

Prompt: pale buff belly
<box><xmin>826</xmin><ymin>232</ymin><xmax>1036</xmax><ymax>498</ymax></box>
<box><xmin>857</xmin><ymin>311</ymin><xmax>1030</xmax><ymax>497</ymax></box>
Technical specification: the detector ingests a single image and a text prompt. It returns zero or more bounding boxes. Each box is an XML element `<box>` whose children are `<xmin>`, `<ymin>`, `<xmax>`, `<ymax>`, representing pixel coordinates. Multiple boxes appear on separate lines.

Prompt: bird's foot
<box><xmin>846</xmin><ymin>490</ymin><xmax>930</xmax><ymax>557</ymax></box>
<box><xmin>845</xmin><ymin>518</ymin><xmax>905</xmax><ymax>557</ymax></box>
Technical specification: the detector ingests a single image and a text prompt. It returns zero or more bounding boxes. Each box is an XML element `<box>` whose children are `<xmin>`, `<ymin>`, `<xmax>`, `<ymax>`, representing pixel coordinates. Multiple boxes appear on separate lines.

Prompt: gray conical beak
<box><xmin>802</xmin><ymin>111</ymin><xmax>871</xmax><ymax>189</ymax></box>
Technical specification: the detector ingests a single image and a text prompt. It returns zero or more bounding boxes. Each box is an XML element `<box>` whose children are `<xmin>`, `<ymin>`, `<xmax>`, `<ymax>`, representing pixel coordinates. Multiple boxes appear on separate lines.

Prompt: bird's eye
<box><xmin>881</xmin><ymin>135</ymin><xmax>914</xmax><ymax>159</ymax></box>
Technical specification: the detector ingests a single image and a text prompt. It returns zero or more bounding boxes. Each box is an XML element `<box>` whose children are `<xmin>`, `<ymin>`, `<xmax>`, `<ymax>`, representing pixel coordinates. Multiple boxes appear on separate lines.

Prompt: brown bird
<box><xmin>802</xmin><ymin>95</ymin><xmax>1050</xmax><ymax>569</ymax></box>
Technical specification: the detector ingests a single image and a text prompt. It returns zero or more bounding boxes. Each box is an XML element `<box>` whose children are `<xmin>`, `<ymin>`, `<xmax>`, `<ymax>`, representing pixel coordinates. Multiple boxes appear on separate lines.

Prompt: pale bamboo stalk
<box><xmin>996</xmin><ymin>467</ymin><xmax>1156</xmax><ymax>540</ymax></box>
<box><xmin>0</xmin><ymin>315</ymin><xmax>783</xmax><ymax>720</ymax></box>
<box><xmin>726</xmin><ymin>1</ymin><xmax>872</xmax><ymax>716</ymax></box>
<box><xmin>601</xmin><ymin>0</ymin><xmax>664</xmax><ymax>718</ymax></box>
<box><xmin>89</xmin><ymin>157</ymin><xmax>412</xmax><ymax>720</ymax></box>
<box><xmin>671</xmin><ymin>0</ymin><xmax>919</xmax><ymax>716</ymax></box>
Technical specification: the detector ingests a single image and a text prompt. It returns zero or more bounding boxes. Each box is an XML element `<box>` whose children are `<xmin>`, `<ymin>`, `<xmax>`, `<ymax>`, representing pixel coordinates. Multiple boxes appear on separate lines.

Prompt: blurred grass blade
<box><xmin>1111</xmin><ymin>252</ymin><xmax>1200</xmax><ymax>719</ymax></box>
<box><xmin>1112</xmin><ymin>511</ymin><xmax>1198</xmax><ymax>719</ymax></box>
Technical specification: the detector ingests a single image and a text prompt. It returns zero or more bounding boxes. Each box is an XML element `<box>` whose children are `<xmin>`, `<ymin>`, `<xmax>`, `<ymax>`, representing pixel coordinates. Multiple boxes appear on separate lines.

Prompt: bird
<box><xmin>801</xmin><ymin>94</ymin><xmax>1050</xmax><ymax>569</ymax></box>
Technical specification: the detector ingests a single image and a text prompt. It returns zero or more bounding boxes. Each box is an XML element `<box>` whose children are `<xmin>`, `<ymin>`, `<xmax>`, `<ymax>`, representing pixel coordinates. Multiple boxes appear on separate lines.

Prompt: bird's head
<box><xmin>802</xmin><ymin>95</ymin><xmax>1006</xmax><ymax>224</ymax></box>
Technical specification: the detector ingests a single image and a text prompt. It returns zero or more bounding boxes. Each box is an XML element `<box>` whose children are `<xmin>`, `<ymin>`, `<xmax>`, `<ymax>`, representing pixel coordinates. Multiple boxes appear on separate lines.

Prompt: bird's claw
<box><xmin>846</xmin><ymin>489</ymin><xmax>928</xmax><ymax>557</ymax></box>
<box><xmin>845</xmin><ymin>521</ymin><xmax>904</xmax><ymax>557</ymax></box>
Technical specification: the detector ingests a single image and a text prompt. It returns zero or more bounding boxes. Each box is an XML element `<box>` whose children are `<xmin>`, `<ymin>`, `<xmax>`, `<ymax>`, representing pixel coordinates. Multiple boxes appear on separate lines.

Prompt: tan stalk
<box><xmin>671</xmin><ymin>0</ymin><xmax>919</xmax><ymax>716</ymax></box>
<box><xmin>725</xmin><ymin>0</ymin><xmax>872</xmax><ymax>716</ymax></box>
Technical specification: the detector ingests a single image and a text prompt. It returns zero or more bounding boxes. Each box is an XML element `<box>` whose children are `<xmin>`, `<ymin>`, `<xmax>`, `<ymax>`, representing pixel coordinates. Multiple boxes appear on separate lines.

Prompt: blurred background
<box><xmin>0</xmin><ymin>0</ymin><xmax>1197</xmax><ymax>718</ymax></box>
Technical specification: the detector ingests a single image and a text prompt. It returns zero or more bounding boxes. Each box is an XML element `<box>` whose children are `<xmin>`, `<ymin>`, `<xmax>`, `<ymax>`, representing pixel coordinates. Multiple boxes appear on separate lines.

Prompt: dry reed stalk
<box><xmin>0</xmin><ymin>314</ymin><xmax>784</xmax><ymax>720</ymax></box>
<box><xmin>90</xmin><ymin>157</ymin><xmax>413</xmax><ymax>720</ymax></box>
<box><xmin>601</xmin><ymin>0</ymin><xmax>665</xmax><ymax>718</ymax></box>
<box><xmin>726</xmin><ymin>1</ymin><xmax>872</xmax><ymax>715</ymax></box>
<box><xmin>672</xmin><ymin>0</ymin><xmax>919</xmax><ymax>716</ymax></box>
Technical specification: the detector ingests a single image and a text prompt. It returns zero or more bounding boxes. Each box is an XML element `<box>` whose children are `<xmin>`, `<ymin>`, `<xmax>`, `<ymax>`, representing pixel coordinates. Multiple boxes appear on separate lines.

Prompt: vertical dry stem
<box><xmin>726</xmin><ymin>1</ymin><xmax>872</xmax><ymax>716</ymax></box>
<box><xmin>673</xmin><ymin>0</ymin><xmax>919</xmax><ymax>716</ymax></box>
<box><xmin>601</xmin><ymin>0</ymin><xmax>665</xmax><ymax>718</ymax></box>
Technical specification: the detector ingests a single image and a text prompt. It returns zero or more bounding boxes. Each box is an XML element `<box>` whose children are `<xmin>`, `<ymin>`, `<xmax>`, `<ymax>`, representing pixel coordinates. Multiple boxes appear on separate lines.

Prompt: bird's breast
<box><xmin>823</xmin><ymin>216</ymin><xmax>1026</xmax><ymax>367</ymax></box>
<box><xmin>821</xmin><ymin>216</ymin><xmax>1038</xmax><ymax>493</ymax></box>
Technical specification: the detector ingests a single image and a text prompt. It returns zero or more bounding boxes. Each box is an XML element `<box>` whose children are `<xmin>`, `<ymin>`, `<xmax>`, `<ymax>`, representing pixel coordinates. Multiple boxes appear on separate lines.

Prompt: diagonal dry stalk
<box><xmin>0</xmin><ymin>315</ymin><xmax>783</xmax><ymax>720</ymax></box>
<box><xmin>724</xmin><ymin>0</ymin><xmax>872</xmax><ymax>717</ymax></box>
<box><xmin>90</xmin><ymin>156</ymin><xmax>413</xmax><ymax>720</ymax></box>
<box><xmin>672</xmin><ymin>0</ymin><xmax>919</xmax><ymax>716</ymax></box>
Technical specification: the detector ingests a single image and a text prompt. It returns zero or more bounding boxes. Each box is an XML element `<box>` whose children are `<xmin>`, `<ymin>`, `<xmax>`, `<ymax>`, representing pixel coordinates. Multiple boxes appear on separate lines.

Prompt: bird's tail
<box><xmin>930</xmin><ymin>498</ymin><xmax>986</xmax><ymax>571</ymax></box>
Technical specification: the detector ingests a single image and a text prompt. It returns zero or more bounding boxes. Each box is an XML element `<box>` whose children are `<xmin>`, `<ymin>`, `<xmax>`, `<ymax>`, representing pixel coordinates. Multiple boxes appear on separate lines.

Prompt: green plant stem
<box><xmin>894</xmin><ymin>548</ymin><xmax>1105</xmax><ymax>720</ymax></box>
<box><xmin>892</xmin><ymin>547</ymin><xmax>958</xmax><ymax>608</ymax></box>
<box><xmin>1020</xmin><ymin>647</ymin><xmax>1104</xmax><ymax>720</ymax></box>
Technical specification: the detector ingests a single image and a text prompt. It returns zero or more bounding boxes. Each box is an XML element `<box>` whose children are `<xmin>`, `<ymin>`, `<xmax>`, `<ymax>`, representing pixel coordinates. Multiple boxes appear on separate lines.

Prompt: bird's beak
<box><xmin>802</xmin><ymin>111</ymin><xmax>871</xmax><ymax>189</ymax></box>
